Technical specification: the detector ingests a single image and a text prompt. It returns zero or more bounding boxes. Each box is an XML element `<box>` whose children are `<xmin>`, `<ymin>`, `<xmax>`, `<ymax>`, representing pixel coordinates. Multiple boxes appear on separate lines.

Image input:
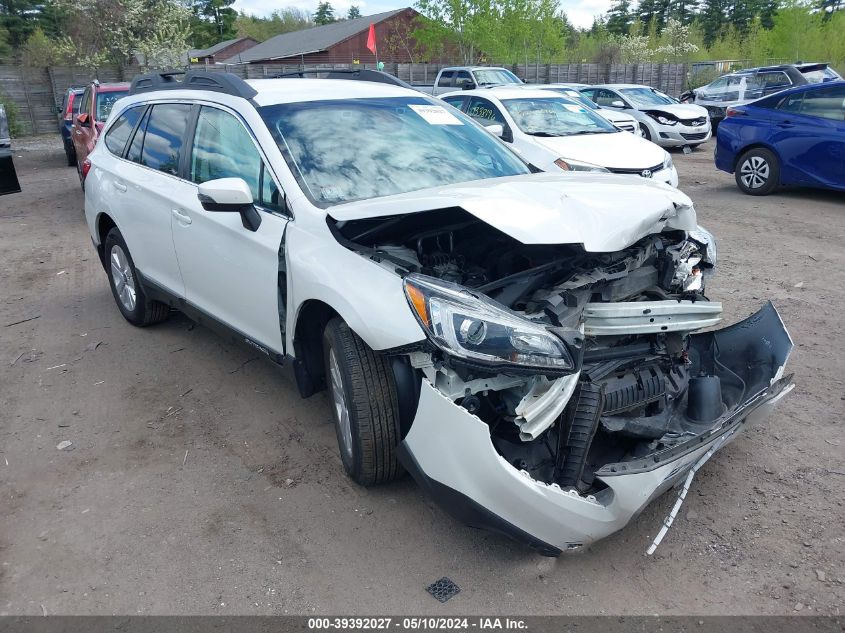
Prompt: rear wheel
<box><xmin>322</xmin><ymin>317</ymin><xmax>403</xmax><ymax>486</ymax></box>
<box><xmin>735</xmin><ymin>147</ymin><xmax>779</xmax><ymax>195</ymax></box>
<box><xmin>104</xmin><ymin>228</ymin><xmax>170</xmax><ymax>326</ymax></box>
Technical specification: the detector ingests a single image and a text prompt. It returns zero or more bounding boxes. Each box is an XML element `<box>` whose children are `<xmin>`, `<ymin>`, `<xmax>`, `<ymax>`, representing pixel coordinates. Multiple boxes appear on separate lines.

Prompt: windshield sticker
<box><xmin>409</xmin><ymin>104</ymin><xmax>463</xmax><ymax>125</ymax></box>
<box><xmin>563</xmin><ymin>104</ymin><xmax>587</xmax><ymax>113</ymax></box>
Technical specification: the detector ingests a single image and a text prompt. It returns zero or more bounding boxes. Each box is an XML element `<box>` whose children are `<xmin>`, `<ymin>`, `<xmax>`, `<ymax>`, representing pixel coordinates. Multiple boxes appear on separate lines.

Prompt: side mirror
<box><xmin>77</xmin><ymin>113</ymin><xmax>90</xmax><ymax>127</ymax></box>
<box><xmin>485</xmin><ymin>123</ymin><xmax>505</xmax><ymax>138</ymax></box>
<box><xmin>611</xmin><ymin>100</ymin><xmax>626</xmax><ymax>108</ymax></box>
<box><xmin>462</xmin><ymin>82</ymin><xmax>476</xmax><ymax>90</ymax></box>
<box><xmin>197</xmin><ymin>178</ymin><xmax>261</xmax><ymax>232</ymax></box>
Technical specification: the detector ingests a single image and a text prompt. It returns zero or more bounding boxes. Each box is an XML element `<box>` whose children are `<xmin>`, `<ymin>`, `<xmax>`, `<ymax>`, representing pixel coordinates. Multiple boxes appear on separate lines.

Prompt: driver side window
<box><xmin>595</xmin><ymin>89</ymin><xmax>620</xmax><ymax>107</ymax></box>
<box><xmin>466</xmin><ymin>97</ymin><xmax>505</xmax><ymax>126</ymax></box>
<box><xmin>190</xmin><ymin>106</ymin><xmax>283</xmax><ymax>211</ymax></box>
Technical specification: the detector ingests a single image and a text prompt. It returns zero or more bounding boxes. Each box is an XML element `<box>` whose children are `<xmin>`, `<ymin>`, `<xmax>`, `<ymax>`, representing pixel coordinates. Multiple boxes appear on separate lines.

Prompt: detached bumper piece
<box><xmin>400</xmin><ymin>302</ymin><xmax>793</xmax><ymax>554</ymax></box>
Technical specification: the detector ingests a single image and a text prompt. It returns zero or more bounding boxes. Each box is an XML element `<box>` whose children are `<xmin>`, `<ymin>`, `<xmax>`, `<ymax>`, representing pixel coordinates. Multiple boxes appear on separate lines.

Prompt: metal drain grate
<box><xmin>426</xmin><ymin>577</ymin><xmax>460</xmax><ymax>603</ymax></box>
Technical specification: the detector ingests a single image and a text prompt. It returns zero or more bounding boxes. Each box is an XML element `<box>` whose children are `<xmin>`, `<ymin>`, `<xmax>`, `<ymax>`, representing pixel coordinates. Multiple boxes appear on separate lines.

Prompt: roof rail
<box><xmin>274</xmin><ymin>68</ymin><xmax>414</xmax><ymax>90</ymax></box>
<box><xmin>129</xmin><ymin>71</ymin><xmax>258</xmax><ymax>99</ymax></box>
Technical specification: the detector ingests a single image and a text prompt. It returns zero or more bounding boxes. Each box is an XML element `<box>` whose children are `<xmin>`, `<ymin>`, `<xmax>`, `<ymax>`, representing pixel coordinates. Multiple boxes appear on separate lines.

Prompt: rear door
<box><xmin>171</xmin><ymin>104</ymin><xmax>289</xmax><ymax>356</ymax></box>
<box><xmin>113</xmin><ymin>102</ymin><xmax>191</xmax><ymax>296</ymax></box>
<box><xmin>770</xmin><ymin>85</ymin><xmax>845</xmax><ymax>187</ymax></box>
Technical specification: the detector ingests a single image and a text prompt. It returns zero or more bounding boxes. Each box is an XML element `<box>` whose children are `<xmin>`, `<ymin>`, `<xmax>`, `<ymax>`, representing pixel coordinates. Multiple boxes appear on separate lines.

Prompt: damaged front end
<box><xmin>331</xmin><ymin>207</ymin><xmax>794</xmax><ymax>554</ymax></box>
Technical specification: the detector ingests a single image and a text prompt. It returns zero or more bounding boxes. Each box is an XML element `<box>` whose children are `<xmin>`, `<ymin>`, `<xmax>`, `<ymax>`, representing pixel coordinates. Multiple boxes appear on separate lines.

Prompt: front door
<box><xmin>171</xmin><ymin>105</ymin><xmax>289</xmax><ymax>356</ymax></box>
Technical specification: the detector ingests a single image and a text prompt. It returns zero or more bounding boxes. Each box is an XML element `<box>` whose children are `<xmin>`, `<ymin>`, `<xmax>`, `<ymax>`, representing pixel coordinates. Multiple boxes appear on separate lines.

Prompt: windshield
<box><xmin>620</xmin><ymin>87</ymin><xmax>675</xmax><ymax>107</ymax></box>
<box><xmin>96</xmin><ymin>91</ymin><xmax>128</xmax><ymax>120</ymax></box>
<box><xmin>474</xmin><ymin>69</ymin><xmax>521</xmax><ymax>86</ymax></box>
<box><xmin>259</xmin><ymin>97</ymin><xmax>529</xmax><ymax>206</ymax></box>
<box><xmin>501</xmin><ymin>97</ymin><xmax>617</xmax><ymax>136</ymax></box>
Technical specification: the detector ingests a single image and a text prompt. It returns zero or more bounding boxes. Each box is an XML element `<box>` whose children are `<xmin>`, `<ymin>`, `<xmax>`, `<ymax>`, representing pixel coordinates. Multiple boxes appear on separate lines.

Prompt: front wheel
<box><xmin>103</xmin><ymin>228</ymin><xmax>170</xmax><ymax>326</ymax></box>
<box><xmin>322</xmin><ymin>317</ymin><xmax>403</xmax><ymax>486</ymax></box>
<box><xmin>735</xmin><ymin>147</ymin><xmax>779</xmax><ymax>195</ymax></box>
<box><xmin>639</xmin><ymin>123</ymin><xmax>652</xmax><ymax>141</ymax></box>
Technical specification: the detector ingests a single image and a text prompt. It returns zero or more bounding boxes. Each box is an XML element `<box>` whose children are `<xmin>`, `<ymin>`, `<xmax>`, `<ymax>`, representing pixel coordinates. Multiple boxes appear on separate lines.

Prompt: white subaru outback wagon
<box><xmin>84</xmin><ymin>71</ymin><xmax>794</xmax><ymax>555</ymax></box>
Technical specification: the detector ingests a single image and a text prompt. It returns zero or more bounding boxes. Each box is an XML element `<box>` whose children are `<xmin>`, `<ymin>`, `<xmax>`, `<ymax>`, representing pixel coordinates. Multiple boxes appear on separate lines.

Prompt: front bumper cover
<box><xmin>399</xmin><ymin>302</ymin><xmax>793</xmax><ymax>554</ymax></box>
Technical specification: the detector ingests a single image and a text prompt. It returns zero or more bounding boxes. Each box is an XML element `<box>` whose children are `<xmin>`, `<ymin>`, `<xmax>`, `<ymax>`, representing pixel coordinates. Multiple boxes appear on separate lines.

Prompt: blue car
<box><xmin>715</xmin><ymin>81</ymin><xmax>845</xmax><ymax>195</ymax></box>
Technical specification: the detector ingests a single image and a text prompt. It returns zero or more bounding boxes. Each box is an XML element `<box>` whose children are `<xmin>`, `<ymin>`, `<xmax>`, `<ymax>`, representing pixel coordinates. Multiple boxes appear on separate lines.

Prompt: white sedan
<box><xmin>441</xmin><ymin>87</ymin><xmax>678</xmax><ymax>187</ymax></box>
<box><xmin>581</xmin><ymin>84</ymin><xmax>712</xmax><ymax>148</ymax></box>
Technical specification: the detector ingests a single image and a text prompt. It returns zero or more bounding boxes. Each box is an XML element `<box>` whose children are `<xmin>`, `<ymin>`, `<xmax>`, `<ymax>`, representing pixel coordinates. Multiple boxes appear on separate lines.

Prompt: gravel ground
<box><xmin>0</xmin><ymin>136</ymin><xmax>843</xmax><ymax>616</ymax></box>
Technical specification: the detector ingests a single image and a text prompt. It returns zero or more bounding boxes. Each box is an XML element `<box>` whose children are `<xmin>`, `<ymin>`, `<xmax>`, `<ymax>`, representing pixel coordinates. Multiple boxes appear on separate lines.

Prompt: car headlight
<box><xmin>663</xmin><ymin>151</ymin><xmax>673</xmax><ymax>170</ymax></box>
<box><xmin>404</xmin><ymin>274</ymin><xmax>574</xmax><ymax>371</ymax></box>
<box><xmin>688</xmin><ymin>224</ymin><xmax>717</xmax><ymax>269</ymax></box>
<box><xmin>649</xmin><ymin>112</ymin><xmax>677</xmax><ymax>126</ymax></box>
<box><xmin>554</xmin><ymin>158</ymin><xmax>610</xmax><ymax>173</ymax></box>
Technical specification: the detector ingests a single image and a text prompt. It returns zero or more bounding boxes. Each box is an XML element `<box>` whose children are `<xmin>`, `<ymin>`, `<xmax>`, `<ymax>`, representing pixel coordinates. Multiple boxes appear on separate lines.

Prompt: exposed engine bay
<box><xmin>329</xmin><ymin>207</ymin><xmax>785</xmax><ymax>497</ymax></box>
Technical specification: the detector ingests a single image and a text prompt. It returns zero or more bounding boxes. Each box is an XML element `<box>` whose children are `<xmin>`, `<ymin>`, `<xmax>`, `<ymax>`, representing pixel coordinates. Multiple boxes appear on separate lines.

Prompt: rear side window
<box><xmin>800</xmin><ymin>86</ymin><xmax>845</xmax><ymax>120</ymax></box>
<box><xmin>126</xmin><ymin>107</ymin><xmax>150</xmax><ymax>163</ymax></box>
<box><xmin>140</xmin><ymin>104</ymin><xmax>191</xmax><ymax>176</ymax></box>
<box><xmin>442</xmin><ymin>96</ymin><xmax>466</xmax><ymax>110</ymax></box>
<box><xmin>437</xmin><ymin>71</ymin><xmax>454</xmax><ymax>87</ymax></box>
<box><xmin>104</xmin><ymin>106</ymin><xmax>144</xmax><ymax>156</ymax></box>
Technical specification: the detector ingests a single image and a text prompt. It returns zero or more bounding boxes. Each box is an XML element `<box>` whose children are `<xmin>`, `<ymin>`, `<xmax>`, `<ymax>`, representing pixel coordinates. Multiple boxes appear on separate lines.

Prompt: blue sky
<box><xmin>231</xmin><ymin>0</ymin><xmax>611</xmax><ymax>29</ymax></box>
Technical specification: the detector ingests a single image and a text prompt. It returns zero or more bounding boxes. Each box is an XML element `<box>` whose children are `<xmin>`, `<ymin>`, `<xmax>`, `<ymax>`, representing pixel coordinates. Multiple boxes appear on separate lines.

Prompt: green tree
<box><xmin>191</xmin><ymin>0</ymin><xmax>237</xmax><ymax>46</ymax></box>
<box><xmin>667</xmin><ymin>0</ymin><xmax>699</xmax><ymax>24</ymax></box>
<box><xmin>235</xmin><ymin>8</ymin><xmax>312</xmax><ymax>40</ymax></box>
<box><xmin>605</xmin><ymin>0</ymin><xmax>633</xmax><ymax>35</ymax></box>
<box><xmin>697</xmin><ymin>0</ymin><xmax>728</xmax><ymax>46</ymax></box>
<box><xmin>347</xmin><ymin>5</ymin><xmax>361</xmax><ymax>19</ymax></box>
<box><xmin>314</xmin><ymin>1</ymin><xmax>335</xmax><ymax>25</ymax></box>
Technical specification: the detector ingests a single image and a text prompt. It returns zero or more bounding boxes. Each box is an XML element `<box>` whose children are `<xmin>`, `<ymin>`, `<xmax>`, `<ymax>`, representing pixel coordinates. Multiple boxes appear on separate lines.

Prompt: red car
<box><xmin>71</xmin><ymin>81</ymin><xmax>129</xmax><ymax>182</ymax></box>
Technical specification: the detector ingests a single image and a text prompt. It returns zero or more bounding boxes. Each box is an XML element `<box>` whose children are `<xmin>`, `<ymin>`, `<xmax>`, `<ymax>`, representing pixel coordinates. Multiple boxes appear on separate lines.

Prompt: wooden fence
<box><xmin>0</xmin><ymin>62</ymin><xmax>689</xmax><ymax>136</ymax></box>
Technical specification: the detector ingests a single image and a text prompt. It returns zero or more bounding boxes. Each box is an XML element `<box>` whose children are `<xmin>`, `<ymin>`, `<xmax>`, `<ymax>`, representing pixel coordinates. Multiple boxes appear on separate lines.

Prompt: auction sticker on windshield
<box><xmin>409</xmin><ymin>104</ymin><xmax>463</xmax><ymax>125</ymax></box>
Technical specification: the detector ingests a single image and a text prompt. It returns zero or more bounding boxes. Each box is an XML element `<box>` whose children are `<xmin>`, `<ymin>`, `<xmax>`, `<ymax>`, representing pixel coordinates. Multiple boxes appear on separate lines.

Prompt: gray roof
<box><xmin>189</xmin><ymin>38</ymin><xmax>254</xmax><ymax>60</ymax></box>
<box><xmin>224</xmin><ymin>9</ymin><xmax>407</xmax><ymax>64</ymax></box>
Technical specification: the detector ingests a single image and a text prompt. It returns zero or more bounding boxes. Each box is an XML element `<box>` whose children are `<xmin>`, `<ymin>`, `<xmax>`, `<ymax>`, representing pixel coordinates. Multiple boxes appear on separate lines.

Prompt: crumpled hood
<box><xmin>532</xmin><ymin>131</ymin><xmax>665</xmax><ymax>170</ymax></box>
<box><xmin>640</xmin><ymin>103</ymin><xmax>709</xmax><ymax>119</ymax></box>
<box><xmin>328</xmin><ymin>172</ymin><xmax>696</xmax><ymax>252</ymax></box>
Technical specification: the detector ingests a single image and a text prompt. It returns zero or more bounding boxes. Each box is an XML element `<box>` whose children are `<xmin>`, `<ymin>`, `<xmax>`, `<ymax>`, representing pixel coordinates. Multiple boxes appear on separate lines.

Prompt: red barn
<box><xmin>224</xmin><ymin>8</ymin><xmax>422</xmax><ymax>65</ymax></box>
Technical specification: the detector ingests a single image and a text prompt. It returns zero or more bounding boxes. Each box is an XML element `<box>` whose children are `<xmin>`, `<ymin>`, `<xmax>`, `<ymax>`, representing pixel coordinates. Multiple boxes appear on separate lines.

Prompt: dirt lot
<box><xmin>1</xmin><ymin>136</ymin><xmax>843</xmax><ymax>616</ymax></box>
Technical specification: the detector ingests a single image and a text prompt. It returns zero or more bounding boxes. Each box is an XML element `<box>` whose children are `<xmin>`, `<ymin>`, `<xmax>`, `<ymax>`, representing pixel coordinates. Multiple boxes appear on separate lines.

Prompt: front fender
<box><xmin>285</xmin><ymin>220</ymin><xmax>425</xmax><ymax>353</ymax></box>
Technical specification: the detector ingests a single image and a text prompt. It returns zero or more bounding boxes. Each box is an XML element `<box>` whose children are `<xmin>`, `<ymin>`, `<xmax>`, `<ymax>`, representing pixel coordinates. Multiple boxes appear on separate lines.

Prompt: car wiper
<box><xmin>527</xmin><ymin>131</ymin><xmax>565</xmax><ymax>137</ymax></box>
<box><xmin>568</xmin><ymin>130</ymin><xmax>614</xmax><ymax>135</ymax></box>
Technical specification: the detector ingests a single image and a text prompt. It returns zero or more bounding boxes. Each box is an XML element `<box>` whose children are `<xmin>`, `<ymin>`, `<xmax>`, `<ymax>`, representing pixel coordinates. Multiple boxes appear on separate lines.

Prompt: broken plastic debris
<box><xmin>56</xmin><ymin>440</ymin><xmax>74</xmax><ymax>451</ymax></box>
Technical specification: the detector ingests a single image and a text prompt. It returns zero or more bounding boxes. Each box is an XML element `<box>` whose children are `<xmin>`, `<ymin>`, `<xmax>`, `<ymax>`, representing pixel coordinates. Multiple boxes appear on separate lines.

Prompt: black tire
<box><xmin>322</xmin><ymin>317</ymin><xmax>403</xmax><ymax>486</ymax></box>
<box><xmin>639</xmin><ymin>123</ymin><xmax>652</xmax><ymax>141</ymax></box>
<box><xmin>103</xmin><ymin>228</ymin><xmax>170</xmax><ymax>327</ymax></box>
<box><xmin>735</xmin><ymin>147</ymin><xmax>779</xmax><ymax>196</ymax></box>
<box><xmin>65</xmin><ymin>146</ymin><xmax>76</xmax><ymax>167</ymax></box>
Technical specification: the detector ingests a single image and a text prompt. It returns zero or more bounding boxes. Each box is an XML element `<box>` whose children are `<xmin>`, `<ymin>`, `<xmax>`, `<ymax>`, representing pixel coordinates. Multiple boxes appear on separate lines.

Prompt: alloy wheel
<box><xmin>110</xmin><ymin>244</ymin><xmax>137</xmax><ymax>312</ymax></box>
<box><xmin>739</xmin><ymin>155</ymin><xmax>770</xmax><ymax>190</ymax></box>
<box><xmin>328</xmin><ymin>348</ymin><xmax>353</xmax><ymax>460</ymax></box>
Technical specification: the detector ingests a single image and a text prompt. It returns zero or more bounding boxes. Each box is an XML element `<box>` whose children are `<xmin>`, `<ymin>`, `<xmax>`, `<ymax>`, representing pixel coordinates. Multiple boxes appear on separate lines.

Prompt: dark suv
<box><xmin>684</xmin><ymin>63</ymin><xmax>842</xmax><ymax>130</ymax></box>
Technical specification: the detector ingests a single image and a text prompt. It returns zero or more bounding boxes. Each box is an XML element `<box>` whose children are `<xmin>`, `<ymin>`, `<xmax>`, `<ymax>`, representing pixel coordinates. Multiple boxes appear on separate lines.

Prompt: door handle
<box><xmin>777</xmin><ymin>120</ymin><xmax>794</xmax><ymax>127</ymax></box>
<box><xmin>171</xmin><ymin>208</ymin><xmax>192</xmax><ymax>225</ymax></box>
<box><xmin>114</xmin><ymin>181</ymin><xmax>127</xmax><ymax>192</ymax></box>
